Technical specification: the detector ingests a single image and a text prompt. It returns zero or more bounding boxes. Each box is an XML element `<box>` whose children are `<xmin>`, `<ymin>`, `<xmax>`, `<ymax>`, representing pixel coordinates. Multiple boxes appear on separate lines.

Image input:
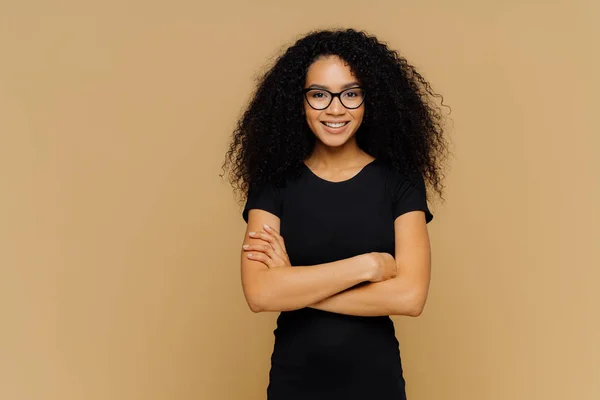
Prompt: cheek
<box><xmin>305</xmin><ymin>108</ymin><xmax>321</xmax><ymax>125</ymax></box>
<box><xmin>351</xmin><ymin>109</ymin><xmax>364</xmax><ymax>123</ymax></box>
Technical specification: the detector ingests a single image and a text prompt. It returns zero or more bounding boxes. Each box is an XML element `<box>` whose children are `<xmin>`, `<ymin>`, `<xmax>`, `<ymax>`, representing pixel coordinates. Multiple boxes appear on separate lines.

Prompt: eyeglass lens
<box><xmin>305</xmin><ymin>88</ymin><xmax>365</xmax><ymax>109</ymax></box>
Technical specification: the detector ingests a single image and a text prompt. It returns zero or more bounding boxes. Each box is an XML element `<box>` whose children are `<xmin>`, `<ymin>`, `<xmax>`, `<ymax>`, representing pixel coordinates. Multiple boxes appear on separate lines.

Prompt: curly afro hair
<box><xmin>222</xmin><ymin>27</ymin><xmax>450</xmax><ymax>206</ymax></box>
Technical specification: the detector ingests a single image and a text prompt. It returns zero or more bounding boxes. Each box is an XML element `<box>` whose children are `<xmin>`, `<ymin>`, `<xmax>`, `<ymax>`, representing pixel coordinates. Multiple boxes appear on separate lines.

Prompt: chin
<box><xmin>320</xmin><ymin>135</ymin><xmax>352</xmax><ymax>147</ymax></box>
<box><xmin>312</xmin><ymin>126</ymin><xmax>357</xmax><ymax>147</ymax></box>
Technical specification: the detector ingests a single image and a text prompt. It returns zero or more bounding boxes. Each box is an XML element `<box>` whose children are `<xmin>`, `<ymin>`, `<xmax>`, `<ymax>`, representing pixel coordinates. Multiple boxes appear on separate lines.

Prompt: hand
<box><xmin>368</xmin><ymin>252</ymin><xmax>397</xmax><ymax>283</ymax></box>
<box><xmin>243</xmin><ymin>224</ymin><xmax>292</xmax><ymax>268</ymax></box>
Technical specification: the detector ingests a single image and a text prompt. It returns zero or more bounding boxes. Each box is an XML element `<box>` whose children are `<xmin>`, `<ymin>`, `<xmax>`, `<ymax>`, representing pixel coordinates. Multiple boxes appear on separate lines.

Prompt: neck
<box><xmin>306</xmin><ymin>141</ymin><xmax>372</xmax><ymax>169</ymax></box>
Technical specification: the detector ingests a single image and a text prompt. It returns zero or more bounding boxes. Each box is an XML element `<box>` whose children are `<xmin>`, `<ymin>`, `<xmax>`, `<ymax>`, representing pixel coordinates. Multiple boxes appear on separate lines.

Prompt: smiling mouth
<box><xmin>321</xmin><ymin>121</ymin><xmax>349</xmax><ymax>128</ymax></box>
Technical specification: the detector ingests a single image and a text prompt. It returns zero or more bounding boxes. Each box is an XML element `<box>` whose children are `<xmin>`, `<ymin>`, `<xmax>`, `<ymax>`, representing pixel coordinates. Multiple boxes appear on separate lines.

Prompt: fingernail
<box><xmin>249</xmin><ymin>231</ymin><xmax>255</xmax><ymax>236</ymax></box>
<box><xmin>242</xmin><ymin>245</ymin><xmax>249</xmax><ymax>249</ymax></box>
<box><xmin>263</xmin><ymin>224</ymin><xmax>270</xmax><ymax>230</ymax></box>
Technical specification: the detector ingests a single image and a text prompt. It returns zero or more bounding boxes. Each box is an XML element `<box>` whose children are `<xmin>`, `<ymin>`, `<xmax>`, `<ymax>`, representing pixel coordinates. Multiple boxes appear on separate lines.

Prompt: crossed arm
<box><xmin>240</xmin><ymin>209</ymin><xmax>431</xmax><ymax>317</ymax></box>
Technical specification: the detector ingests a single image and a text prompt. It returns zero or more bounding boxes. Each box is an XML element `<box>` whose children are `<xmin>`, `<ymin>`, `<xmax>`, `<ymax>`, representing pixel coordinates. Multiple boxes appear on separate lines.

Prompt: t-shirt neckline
<box><xmin>302</xmin><ymin>158</ymin><xmax>378</xmax><ymax>184</ymax></box>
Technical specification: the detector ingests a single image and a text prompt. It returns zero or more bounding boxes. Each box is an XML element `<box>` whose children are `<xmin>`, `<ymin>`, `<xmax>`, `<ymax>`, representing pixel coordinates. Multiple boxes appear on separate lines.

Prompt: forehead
<box><xmin>305</xmin><ymin>55</ymin><xmax>358</xmax><ymax>89</ymax></box>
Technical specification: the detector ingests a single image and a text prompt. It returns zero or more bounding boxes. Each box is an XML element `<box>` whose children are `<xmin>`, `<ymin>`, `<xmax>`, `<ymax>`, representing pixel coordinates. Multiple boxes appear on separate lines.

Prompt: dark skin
<box><xmin>238</xmin><ymin>50</ymin><xmax>431</xmax><ymax>316</ymax></box>
<box><xmin>242</xmin><ymin>224</ymin><xmax>291</xmax><ymax>268</ymax></box>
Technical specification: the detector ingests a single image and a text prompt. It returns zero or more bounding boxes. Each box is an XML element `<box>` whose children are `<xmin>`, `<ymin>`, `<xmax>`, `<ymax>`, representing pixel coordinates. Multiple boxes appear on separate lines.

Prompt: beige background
<box><xmin>1</xmin><ymin>1</ymin><xmax>599</xmax><ymax>399</ymax></box>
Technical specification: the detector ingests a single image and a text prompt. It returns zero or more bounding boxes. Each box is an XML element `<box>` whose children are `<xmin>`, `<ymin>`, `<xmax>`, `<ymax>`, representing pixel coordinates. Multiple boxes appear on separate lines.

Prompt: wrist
<box><xmin>358</xmin><ymin>253</ymin><xmax>378</xmax><ymax>281</ymax></box>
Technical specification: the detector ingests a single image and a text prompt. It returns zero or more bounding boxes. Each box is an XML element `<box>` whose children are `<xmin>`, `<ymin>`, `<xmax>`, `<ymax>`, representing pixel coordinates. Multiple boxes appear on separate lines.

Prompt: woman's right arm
<box><xmin>241</xmin><ymin>209</ymin><xmax>391</xmax><ymax>313</ymax></box>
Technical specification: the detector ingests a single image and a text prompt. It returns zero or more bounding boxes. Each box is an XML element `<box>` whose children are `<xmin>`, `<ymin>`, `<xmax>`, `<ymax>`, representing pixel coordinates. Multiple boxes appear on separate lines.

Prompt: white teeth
<box><xmin>323</xmin><ymin>122</ymin><xmax>347</xmax><ymax>128</ymax></box>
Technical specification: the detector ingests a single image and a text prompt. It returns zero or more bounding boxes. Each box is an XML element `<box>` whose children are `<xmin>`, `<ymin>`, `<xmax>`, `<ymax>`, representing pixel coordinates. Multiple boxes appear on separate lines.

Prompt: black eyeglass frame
<box><xmin>302</xmin><ymin>87</ymin><xmax>366</xmax><ymax>110</ymax></box>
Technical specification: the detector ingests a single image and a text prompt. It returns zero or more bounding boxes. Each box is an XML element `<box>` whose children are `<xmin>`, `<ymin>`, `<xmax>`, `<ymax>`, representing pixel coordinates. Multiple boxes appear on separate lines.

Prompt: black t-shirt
<box><xmin>242</xmin><ymin>158</ymin><xmax>432</xmax><ymax>399</ymax></box>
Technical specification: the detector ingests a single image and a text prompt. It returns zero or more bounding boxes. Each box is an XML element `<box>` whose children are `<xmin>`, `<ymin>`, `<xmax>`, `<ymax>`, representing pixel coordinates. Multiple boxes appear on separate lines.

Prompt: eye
<box><xmin>306</xmin><ymin>89</ymin><xmax>330</xmax><ymax>99</ymax></box>
<box><xmin>342</xmin><ymin>88</ymin><xmax>362</xmax><ymax>98</ymax></box>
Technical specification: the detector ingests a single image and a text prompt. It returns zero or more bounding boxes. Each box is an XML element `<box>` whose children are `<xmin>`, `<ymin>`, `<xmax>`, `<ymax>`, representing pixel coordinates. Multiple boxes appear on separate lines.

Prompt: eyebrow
<box><xmin>306</xmin><ymin>81</ymin><xmax>360</xmax><ymax>90</ymax></box>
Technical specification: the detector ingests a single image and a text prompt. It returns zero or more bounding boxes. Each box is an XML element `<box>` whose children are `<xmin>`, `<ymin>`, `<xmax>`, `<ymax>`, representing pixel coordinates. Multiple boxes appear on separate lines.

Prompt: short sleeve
<box><xmin>242</xmin><ymin>181</ymin><xmax>283</xmax><ymax>223</ymax></box>
<box><xmin>392</xmin><ymin>170</ymin><xmax>434</xmax><ymax>224</ymax></box>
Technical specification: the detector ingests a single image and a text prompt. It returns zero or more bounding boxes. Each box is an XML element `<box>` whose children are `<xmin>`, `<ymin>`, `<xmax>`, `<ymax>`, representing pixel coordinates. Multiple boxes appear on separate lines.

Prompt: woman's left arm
<box><xmin>309</xmin><ymin>210</ymin><xmax>432</xmax><ymax>317</ymax></box>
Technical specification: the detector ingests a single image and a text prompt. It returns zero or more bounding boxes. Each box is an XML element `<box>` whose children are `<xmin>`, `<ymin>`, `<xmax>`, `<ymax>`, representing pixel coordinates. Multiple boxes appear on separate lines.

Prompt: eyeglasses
<box><xmin>302</xmin><ymin>87</ymin><xmax>366</xmax><ymax>110</ymax></box>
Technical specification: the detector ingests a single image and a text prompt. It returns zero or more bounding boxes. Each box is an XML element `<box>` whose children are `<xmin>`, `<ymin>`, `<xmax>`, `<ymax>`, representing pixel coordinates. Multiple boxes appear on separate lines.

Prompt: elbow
<box><xmin>409</xmin><ymin>294</ymin><xmax>428</xmax><ymax>317</ymax></box>
<box><xmin>394</xmin><ymin>290</ymin><xmax>427</xmax><ymax>317</ymax></box>
<box><xmin>249</xmin><ymin>304</ymin><xmax>264</xmax><ymax>313</ymax></box>
<box><xmin>243</xmin><ymin>279</ymin><xmax>289</xmax><ymax>313</ymax></box>
<box><xmin>407</xmin><ymin>302</ymin><xmax>425</xmax><ymax>317</ymax></box>
<box><xmin>247</xmin><ymin>298</ymin><xmax>264</xmax><ymax>313</ymax></box>
<box><xmin>246</xmin><ymin>290</ymin><xmax>278</xmax><ymax>313</ymax></box>
<box><xmin>248</xmin><ymin>297</ymin><xmax>273</xmax><ymax>313</ymax></box>
<box><xmin>245</xmin><ymin>289</ymin><xmax>267</xmax><ymax>313</ymax></box>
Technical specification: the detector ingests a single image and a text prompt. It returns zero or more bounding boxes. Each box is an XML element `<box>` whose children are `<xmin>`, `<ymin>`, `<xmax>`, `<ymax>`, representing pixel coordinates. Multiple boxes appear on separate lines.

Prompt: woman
<box><xmin>222</xmin><ymin>28</ymin><xmax>449</xmax><ymax>400</ymax></box>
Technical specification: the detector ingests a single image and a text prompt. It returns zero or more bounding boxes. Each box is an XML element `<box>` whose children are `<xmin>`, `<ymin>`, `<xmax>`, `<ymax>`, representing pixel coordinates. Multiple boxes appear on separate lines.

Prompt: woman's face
<box><xmin>303</xmin><ymin>55</ymin><xmax>365</xmax><ymax>148</ymax></box>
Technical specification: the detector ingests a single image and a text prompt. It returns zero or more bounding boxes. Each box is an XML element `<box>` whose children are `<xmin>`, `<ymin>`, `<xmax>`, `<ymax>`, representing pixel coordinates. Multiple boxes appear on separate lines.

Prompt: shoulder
<box><xmin>378</xmin><ymin>161</ymin><xmax>433</xmax><ymax>223</ymax></box>
<box><xmin>376</xmin><ymin>161</ymin><xmax>425</xmax><ymax>190</ymax></box>
<box><xmin>371</xmin><ymin>160</ymin><xmax>417</xmax><ymax>189</ymax></box>
<box><xmin>242</xmin><ymin>180</ymin><xmax>284</xmax><ymax>223</ymax></box>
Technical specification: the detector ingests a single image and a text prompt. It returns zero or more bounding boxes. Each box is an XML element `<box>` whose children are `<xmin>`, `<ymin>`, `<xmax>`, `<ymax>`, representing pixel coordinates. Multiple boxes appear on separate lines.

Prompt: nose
<box><xmin>325</xmin><ymin>96</ymin><xmax>346</xmax><ymax>115</ymax></box>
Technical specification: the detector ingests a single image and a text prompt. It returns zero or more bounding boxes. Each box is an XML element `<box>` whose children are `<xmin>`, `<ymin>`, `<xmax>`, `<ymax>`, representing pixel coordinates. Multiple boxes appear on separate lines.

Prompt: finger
<box><xmin>244</xmin><ymin>237</ymin><xmax>288</xmax><ymax>264</ymax></box>
<box><xmin>263</xmin><ymin>224</ymin><xmax>287</xmax><ymax>252</ymax></box>
<box><xmin>249</xmin><ymin>231</ymin><xmax>285</xmax><ymax>255</ymax></box>
<box><xmin>244</xmin><ymin>243</ymin><xmax>290</xmax><ymax>268</ymax></box>
<box><xmin>246</xmin><ymin>251</ymin><xmax>275</xmax><ymax>268</ymax></box>
<box><xmin>243</xmin><ymin>243</ymin><xmax>277</xmax><ymax>259</ymax></box>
